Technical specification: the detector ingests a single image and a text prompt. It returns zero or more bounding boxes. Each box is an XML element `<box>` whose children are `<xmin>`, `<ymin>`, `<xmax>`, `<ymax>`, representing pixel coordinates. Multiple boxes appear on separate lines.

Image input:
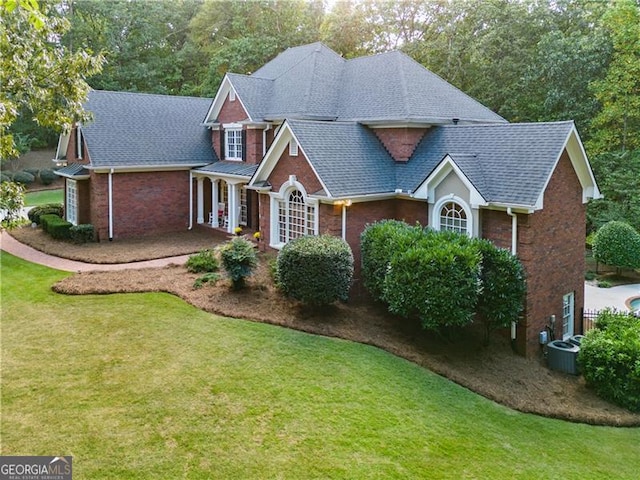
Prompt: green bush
<box><xmin>597</xmin><ymin>280</ymin><xmax>612</xmax><ymax>288</ymax></box>
<box><xmin>360</xmin><ymin>220</ymin><xmax>424</xmax><ymax>301</ymax></box>
<box><xmin>193</xmin><ymin>272</ymin><xmax>220</xmax><ymax>289</ymax></box>
<box><xmin>277</xmin><ymin>235</ymin><xmax>354</xmax><ymax>306</ymax></box>
<box><xmin>69</xmin><ymin>224</ymin><xmax>95</xmax><ymax>243</ymax></box>
<box><xmin>592</xmin><ymin>221</ymin><xmax>640</xmax><ymax>270</ymax></box>
<box><xmin>12</xmin><ymin>171</ymin><xmax>35</xmax><ymax>185</ymax></box>
<box><xmin>475</xmin><ymin>239</ymin><xmax>526</xmax><ymax>342</ymax></box>
<box><xmin>383</xmin><ymin>232</ymin><xmax>482</xmax><ymax>330</ymax></box>
<box><xmin>24</xmin><ymin>168</ymin><xmax>40</xmax><ymax>179</ymax></box>
<box><xmin>28</xmin><ymin>203</ymin><xmax>64</xmax><ymax>224</ymax></box>
<box><xmin>40</xmin><ymin>213</ymin><xmax>72</xmax><ymax>240</ymax></box>
<box><xmin>579</xmin><ymin>310</ymin><xmax>640</xmax><ymax>412</ymax></box>
<box><xmin>186</xmin><ymin>249</ymin><xmax>219</xmax><ymax>273</ymax></box>
<box><xmin>0</xmin><ymin>173</ymin><xmax>11</xmax><ymax>183</ymax></box>
<box><xmin>39</xmin><ymin>168</ymin><xmax>57</xmax><ymax>185</ymax></box>
<box><xmin>219</xmin><ymin>237</ymin><xmax>258</xmax><ymax>289</ymax></box>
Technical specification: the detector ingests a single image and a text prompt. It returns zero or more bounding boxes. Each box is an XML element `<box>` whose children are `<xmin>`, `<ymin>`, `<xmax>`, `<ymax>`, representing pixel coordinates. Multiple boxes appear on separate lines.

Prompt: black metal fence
<box><xmin>581</xmin><ymin>308</ymin><xmax>600</xmax><ymax>334</ymax></box>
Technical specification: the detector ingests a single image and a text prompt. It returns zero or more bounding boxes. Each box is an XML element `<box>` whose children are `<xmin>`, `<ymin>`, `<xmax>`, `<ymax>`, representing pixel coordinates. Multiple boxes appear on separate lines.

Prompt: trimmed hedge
<box><xmin>579</xmin><ymin>310</ymin><xmax>640</xmax><ymax>412</ymax></box>
<box><xmin>39</xmin><ymin>168</ymin><xmax>57</xmax><ymax>185</ymax></box>
<box><xmin>28</xmin><ymin>203</ymin><xmax>64</xmax><ymax>224</ymax></box>
<box><xmin>40</xmin><ymin>214</ymin><xmax>72</xmax><ymax>240</ymax></box>
<box><xmin>277</xmin><ymin>235</ymin><xmax>354</xmax><ymax>306</ymax></box>
<box><xmin>69</xmin><ymin>224</ymin><xmax>95</xmax><ymax>244</ymax></box>
<box><xmin>12</xmin><ymin>171</ymin><xmax>35</xmax><ymax>185</ymax></box>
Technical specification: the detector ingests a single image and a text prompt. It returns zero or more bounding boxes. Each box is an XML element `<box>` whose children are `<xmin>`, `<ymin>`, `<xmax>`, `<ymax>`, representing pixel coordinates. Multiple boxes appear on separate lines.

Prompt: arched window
<box><xmin>276</xmin><ymin>188</ymin><xmax>316</xmax><ymax>244</ymax></box>
<box><xmin>439</xmin><ymin>201</ymin><xmax>467</xmax><ymax>234</ymax></box>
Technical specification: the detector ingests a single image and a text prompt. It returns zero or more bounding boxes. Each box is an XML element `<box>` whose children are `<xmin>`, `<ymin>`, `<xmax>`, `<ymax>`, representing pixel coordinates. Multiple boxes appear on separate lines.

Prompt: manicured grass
<box><xmin>1</xmin><ymin>251</ymin><xmax>639</xmax><ymax>479</ymax></box>
<box><xmin>24</xmin><ymin>188</ymin><xmax>63</xmax><ymax>206</ymax></box>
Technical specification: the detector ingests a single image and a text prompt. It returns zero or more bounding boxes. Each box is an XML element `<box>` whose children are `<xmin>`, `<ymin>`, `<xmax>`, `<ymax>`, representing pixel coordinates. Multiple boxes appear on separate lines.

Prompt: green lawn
<box><xmin>1</xmin><ymin>251</ymin><xmax>639</xmax><ymax>479</ymax></box>
<box><xmin>24</xmin><ymin>188</ymin><xmax>63</xmax><ymax>206</ymax></box>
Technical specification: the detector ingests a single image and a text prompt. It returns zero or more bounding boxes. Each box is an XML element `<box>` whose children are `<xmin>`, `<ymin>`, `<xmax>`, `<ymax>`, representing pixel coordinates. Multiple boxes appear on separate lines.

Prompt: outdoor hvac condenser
<box><xmin>546</xmin><ymin>340</ymin><xmax>580</xmax><ymax>375</ymax></box>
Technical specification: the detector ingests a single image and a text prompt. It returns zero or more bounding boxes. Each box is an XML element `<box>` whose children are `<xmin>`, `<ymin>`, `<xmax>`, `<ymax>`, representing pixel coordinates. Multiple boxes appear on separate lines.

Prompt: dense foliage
<box><xmin>27</xmin><ymin>203</ymin><xmax>64</xmax><ymax>225</ymax></box>
<box><xmin>579</xmin><ymin>310</ymin><xmax>640</xmax><ymax>412</ymax></box>
<box><xmin>592</xmin><ymin>221</ymin><xmax>640</xmax><ymax>271</ymax></box>
<box><xmin>186</xmin><ymin>249</ymin><xmax>219</xmax><ymax>274</ymax></box>
<box><xmin>69</xmin><ymin>224</ymin><xmax>95</xmax><ymax>244</ymax></box>
<box><xmin>219</xmin><ymin>237</ymin><xmax>258</xmax><ymax>290</ymax></box>
<box><xmin>0</xmin><ymin>181</ymin><xmax>25</xmax><ymax>229</ymax></box>
<box><xmin>360</xmin><ymin>220</ymin><xmax>423</xmax><ymax>302</ymax></box>
<box><xmin>39</xmin><ymin>214</ymin><xmax>72</xmax><ymax>240</ymax></box>
<box><xmin>277</xmin><ymin>235</ymin><xmax>354</xmax><ymax>306</ymax></box>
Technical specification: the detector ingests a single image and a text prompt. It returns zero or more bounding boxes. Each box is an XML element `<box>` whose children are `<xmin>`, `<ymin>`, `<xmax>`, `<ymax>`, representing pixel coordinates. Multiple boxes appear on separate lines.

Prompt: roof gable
<box><xmin>82</xmin><ymin>90</ymin><xmax>216</xmax><ymax>169</ymax></box>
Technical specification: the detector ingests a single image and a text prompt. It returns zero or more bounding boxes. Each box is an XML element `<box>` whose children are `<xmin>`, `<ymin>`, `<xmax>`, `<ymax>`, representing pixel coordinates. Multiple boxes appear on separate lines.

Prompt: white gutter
<box><xmin>108</xmin><ymin>168</ymin><xmax>114</xmax><ymax>240</ymax></box>
<box><xmin>90</xmin><ymin>164</ymin><xmax>206</xmax><ymax>173</ymax></box>
<box><xmin>341</xmin><ymin>205</ymin><xmax>347</xmax><ymax>240</ymax></box>
<box><xmin>507</xmin><ymin>207</ymin><xmax>518</xmax><ymax>342</ymax></box>
<box><xmin>188</xmin><ymin>171</ymin><xmax>194</xmax><ymax>230</ymax></box>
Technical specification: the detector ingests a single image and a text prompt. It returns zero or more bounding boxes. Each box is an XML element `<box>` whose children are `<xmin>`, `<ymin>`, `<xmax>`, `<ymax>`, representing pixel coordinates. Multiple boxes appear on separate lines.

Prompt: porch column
<box><xmin>211</xmin><ymin>178</ymin><xmax>219</xmax><ymax>227</ymax></box>
<box><xmin>196</xmin><ymin>177</ymin><xmax>204</xmax><ymax>224</ymax></box>
<box><xmin>228</xmin><ymin>183</ymin><xmax>239</xmax><ymax>234</ymax></box>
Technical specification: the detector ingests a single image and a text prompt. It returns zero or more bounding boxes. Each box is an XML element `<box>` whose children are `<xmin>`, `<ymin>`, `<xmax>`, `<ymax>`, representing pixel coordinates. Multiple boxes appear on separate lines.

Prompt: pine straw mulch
<box><xmin>51</xmin><ymin>257</ymin><xmax>640</xmax><ymax>428</ymax></box>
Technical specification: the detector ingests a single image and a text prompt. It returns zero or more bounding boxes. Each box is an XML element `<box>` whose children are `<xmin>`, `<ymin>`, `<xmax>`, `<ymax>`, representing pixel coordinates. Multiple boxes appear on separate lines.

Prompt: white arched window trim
<box><xmin>432</xmin><ymin>195</ymin><xmax>473</xmax><ymax>236</ymax></box>
<box><xmin>269</xmin><ymin>178</ymin><xmax>319</xmax><ymax>249</ymax></box>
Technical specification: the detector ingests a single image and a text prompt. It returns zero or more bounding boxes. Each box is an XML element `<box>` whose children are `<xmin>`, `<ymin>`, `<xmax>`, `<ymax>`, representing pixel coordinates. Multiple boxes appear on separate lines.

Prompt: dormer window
<box><xmin>223</xmin><ymin>123</ymin><xmax>243</xmax><ymax>161</ymax></box>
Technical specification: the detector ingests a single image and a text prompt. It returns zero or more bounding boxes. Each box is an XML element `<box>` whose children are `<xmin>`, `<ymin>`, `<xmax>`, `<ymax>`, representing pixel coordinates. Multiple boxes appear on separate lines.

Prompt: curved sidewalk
<box><xmin>0</xmin><ymin>232</ymin><xmax>189</xmax><ymax>272</ymax></box>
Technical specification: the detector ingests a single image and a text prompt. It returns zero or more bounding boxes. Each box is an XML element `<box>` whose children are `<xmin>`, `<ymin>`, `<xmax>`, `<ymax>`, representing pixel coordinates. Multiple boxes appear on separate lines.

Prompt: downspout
<box><xmin>108</xmin><ymin>168</ymin><xmax>114</xmax><ymax>241</ymax></box>
<box><xmin>507</xmin><ymin>207</ymin><xmax>518</xmax><ymax>343</ymax></box>
<box><xmin>341</xmin><ymin>200</ymin><xmax>351</xmax><ymax>241</ymax></box>
<box><xmin>188</xmin><ymin>171</ymin><xmax>194</xmax><ymax>230</ymax></box>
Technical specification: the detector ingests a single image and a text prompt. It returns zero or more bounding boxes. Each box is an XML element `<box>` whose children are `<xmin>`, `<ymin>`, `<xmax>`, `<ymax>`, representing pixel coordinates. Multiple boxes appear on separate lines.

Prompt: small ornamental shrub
<box><xmin>69</xmin><ymin>224</ymin><xmax>95</xmax><ymax>243</ymax></box>
<box><xmin>277</xmin><ymin>235</ymin><xmax>354</xmax><ymax>306</ymax></box>
<box><xmin>186</xmin><ymin>249</ymin><xmax>219</xmax><ymax>273</ymax></box>
<box><xmin>40</xmin><ymin>213</ymin><xmax>72</xmax><ymax>239</ymax></box>
<box><xmin>25</xmin><ymin>168</ymin><xmax>40</xmax><ymax>179</ymax></box>
<box><xmin>578</xmin><ymin>310</ymin><xmax>640</xmax><ymax>412</ymax></box>
<box><xmin>0</xmin><ymin>181</ymin><xmax>26</xmax><ymax>229</ymax></box>
<box><xmin>219</xmin><ymin>237</ymin><xmax>258</xmax><ymax>289</ymax></box>
<box><xmin>592</xmin><ymin>221</ymin><xmax>640</xmax><ymax>271</ymax></box>
<box><xmin>383</xmin><ymin>235</ymin><xmax>482</xmax><ymax>330</ymax></box>
<box><xmin>193</xmin><ymin>272</ymin><xmax>220</xmax><ymax>289</ymax></box>
<box><xmin>475</xmin><ymin>239</ymin><xmax>526</xmax><ymax>343</ymax></box>
<box><xmin>0</xmin><ymin>173</ymin><xmax>11</xmax><ymax>183</ymax></box>
<box><xmin>39</xmin><ymin>168</ymin><xmax>57</xmax><ymax>185</ymax></box>
<box><xmin>28</xmin><ymin>203</ymin><xmax>64</xmax><ymax>224</ymax></box>
<box><xmin>12</xmin><ymin>170</ymin><xmax>35</xmax><ymax>185</ymax></box>
<box><xmin>360</xmin><ymin>220</ymin><xmax>424</xmax><ymax>301</ymax></box>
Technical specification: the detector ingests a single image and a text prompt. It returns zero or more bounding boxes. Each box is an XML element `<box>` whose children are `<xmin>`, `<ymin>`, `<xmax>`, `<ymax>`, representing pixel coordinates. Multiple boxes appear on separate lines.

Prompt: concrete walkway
<box><xmin>0</xmin><ymin>231</ymin><xmax>189</xmax><ymax>272</ymax></box>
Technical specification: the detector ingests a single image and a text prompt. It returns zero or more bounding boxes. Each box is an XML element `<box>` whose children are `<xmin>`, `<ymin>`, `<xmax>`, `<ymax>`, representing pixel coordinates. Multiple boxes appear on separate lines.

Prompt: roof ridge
<box><xmin>253</xmin><ymin>42</ymin><xmax>345</xmax><ymax>81</ymax></box>
<box><xmin>440</xmin><ymin>120</ymin><xmax>575</xmax><ymax>129</ymax></box>
<box><xmin>396</xmin><ymin>52</ymin><xmax>410</xmax><ymax>119</ymax></box>
<box><xmin>89</xmin><ymin>89</ymin><xmax>211</xmax><ymax>101</ymax></box>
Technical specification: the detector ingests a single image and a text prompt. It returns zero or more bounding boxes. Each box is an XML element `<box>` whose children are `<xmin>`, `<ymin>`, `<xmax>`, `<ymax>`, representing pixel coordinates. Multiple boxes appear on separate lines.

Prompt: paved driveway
<box><xmin>584</xmin><ymin>282</ymin><xmax>640</xmax><ymax>312</ymax></box>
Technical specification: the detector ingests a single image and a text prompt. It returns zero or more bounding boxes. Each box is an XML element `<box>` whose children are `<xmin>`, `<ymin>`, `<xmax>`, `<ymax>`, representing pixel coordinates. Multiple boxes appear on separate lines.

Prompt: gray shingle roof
<box><xmin>397</xmin><ymin>121</ymin><xmax>575</xmax><ymax>206</ymax></box>
<box><xmin>284</xmin><ymin>119</ymin><xmax>574</xmax><ymax>206</ymax></box>
<box><xmin>55</xmin><ymin>163</ymin><xmax>90</xmax><ymax>178</ymax></box>
<box><xmin>83</xmin><ymin>90</ymin><xmax>216</xmax><ymax>168</ymax></box>
<box><xmin>195</xmin><ymin>161</ymin><xmax>259</xmax><ymax>178</ymax></box>
<box><xmin>228</xmin><ymin>42</ymin><xmax>505</xmax><ymax>125</ymax></box>
<box><xmin>287</xmin><ymin>120</ymin><xmax>396</xmax><ymax>197</ymax></box>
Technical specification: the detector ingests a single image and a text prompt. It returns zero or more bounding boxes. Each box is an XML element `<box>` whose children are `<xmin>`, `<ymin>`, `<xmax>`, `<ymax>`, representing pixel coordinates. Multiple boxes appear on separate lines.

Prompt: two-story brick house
<box><xmin>56</xmin><ymin>42</ymin><xmax>600</xmax><ymax>356</ymax></box>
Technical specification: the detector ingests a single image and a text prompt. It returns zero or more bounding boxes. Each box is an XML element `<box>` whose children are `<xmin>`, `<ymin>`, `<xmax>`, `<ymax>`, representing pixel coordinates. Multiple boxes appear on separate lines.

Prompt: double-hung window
<box><xmin>224</xmin><ymin>126</ymin><xmax>243</xmax><ymax>161</ymax></box>
<box><xmin>66</xmin><ymin>179</ymin><xmax>78</xmax><ymax>225</ymax></box>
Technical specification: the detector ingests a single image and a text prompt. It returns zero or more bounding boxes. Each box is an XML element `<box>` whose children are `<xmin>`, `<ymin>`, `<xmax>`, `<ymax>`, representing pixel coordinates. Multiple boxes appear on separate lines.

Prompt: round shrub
<box><xmin>219</xmin><ymin>237</ymin><xmax>258</xmax><ymax>289</ymax></box>
<box><xmin>383</xmin><ymin>235</ymin><xmax>481</xmax><ymax>330</ymax></box>
<box><xmin>12</xmin><ymin>170</ymin><xmax>35</xmax><ymax>185</ymax></box>
<box><xmin>277</xmin><ymin>235</ymin><xmax>354</xmax><ymax>306</ymax></box>
<box><xmin>28</xmin><ymin>203</ymin><xmax>64</xmax><ymax>224</ymax></box>
<box><xmin>39</xmin><ymin>168</ymin><xmax>57</xmax><ymax>185</ymax></box>
<box><xmin>592</xmin><ymin>221</ymin><xmax>640</xmax><ymax>270</ymax></box>
<box><xmin>360</xmin><ymin>220</ymin><xmax>424</xmax><ymax>301</ymax></box>
<box><xmin>25</xmin><ymin>168</ymin><xmax>40</xmax><ymax>179</ymax></box>
<box><xmin>475</xmin><ymin>239</ymin><xmax>526</xmax><ymax>341</ymax></box>
<box><xmin>0</xmin><ymin>173</ymin><xmax>12</xmax><ymax>183</ymax></box>
<box><xmin>186</xmin><ymin>249</ymin><xmax>219</xmax><ymax>273</ymax></box>
<box><xmin>578</xmin><ymin>310</ymin><xmax>640</xmax><ymax>412</ymax></box>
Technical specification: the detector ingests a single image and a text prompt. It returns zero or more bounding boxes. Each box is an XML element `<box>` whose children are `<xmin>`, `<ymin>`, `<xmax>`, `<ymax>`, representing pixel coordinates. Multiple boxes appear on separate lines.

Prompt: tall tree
<box><xmin>186</xmin><ymin>0</ymin><xmax>325</xmax><ymax>96</ymax></box>
<box><xmin>0</xmin><ymin>0</ymin><xmax>103</xmax><ymax>160</ymax></box>
<box><xmin>66</xmin><ymin>0</ymin><xmax>201</xmax><ymax>95</ymax></box>
<box><xmin>587</xmin><ymin>0</ymin><xmax>640</xmax><ymax>155</ymax></box>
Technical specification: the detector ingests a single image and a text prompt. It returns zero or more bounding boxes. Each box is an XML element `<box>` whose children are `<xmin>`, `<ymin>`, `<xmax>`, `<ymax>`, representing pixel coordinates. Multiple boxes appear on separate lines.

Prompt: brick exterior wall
<box><xmin>66</xmin><ymin>127</ymin><xmax>90</xmax><ymax>165</ymax></box>
<box><xmin>88</xmin><ymin>170</ymin><xmax>191</xmax><ymax>241</ymax></box>
<box><xmin>373</xmin><ymin>127</ymin><xmax>428</xmax><ymax>162</ymax></box>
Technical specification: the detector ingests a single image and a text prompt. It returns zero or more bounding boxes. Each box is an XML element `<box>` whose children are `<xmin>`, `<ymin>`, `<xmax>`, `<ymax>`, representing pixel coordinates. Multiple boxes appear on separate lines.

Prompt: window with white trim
<box><xmin>240</xmin><ymin>187</ymin><xmax>247</xmax><ymax>226</ymax></box>
<box><xmin>276</xmin><ymin>189</ymin><xmax>316</xmax><ymax>244</ymax></box>
<box><xmin>562</xmin><ymin>292</ymin><xmax>574</xmax><ymax>340</ymax></box>
<box><xmin>224</xmin><ymin>127</ymin><xmax>242</xmax><ymax>160</ymax></box>
<box><xmin>66</xmin><ymin>179</ymin><xmax>78</xmax><ymax>225</ymax></box>
<box><xmin>439</xmin><ymin>201</ymin><xmax>467</xmax><ymax>234</ymax></box>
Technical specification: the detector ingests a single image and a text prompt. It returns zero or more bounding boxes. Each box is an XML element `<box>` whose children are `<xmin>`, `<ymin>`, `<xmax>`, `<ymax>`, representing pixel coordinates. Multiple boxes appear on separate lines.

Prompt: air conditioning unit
<box><xmin>568</xmin><ymin>335</ymin><xmax>585</xmax><ymax>347</ymax></box>
<box><xmin>546</xmin><ymin>340</ymin><xmax>580</xmax><ymax>375</ymax></box>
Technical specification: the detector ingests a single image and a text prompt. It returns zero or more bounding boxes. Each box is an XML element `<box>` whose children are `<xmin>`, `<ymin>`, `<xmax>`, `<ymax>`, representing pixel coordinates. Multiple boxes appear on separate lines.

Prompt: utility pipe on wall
<box><xmin>108</xmin><ymin>168</ymin><xmax>114</xmax><ymax>240</ymax></box>
<box><xmin>188</xmin><ymin>171</ymin><xmax>194</xmax><ymax>230</ymax></box>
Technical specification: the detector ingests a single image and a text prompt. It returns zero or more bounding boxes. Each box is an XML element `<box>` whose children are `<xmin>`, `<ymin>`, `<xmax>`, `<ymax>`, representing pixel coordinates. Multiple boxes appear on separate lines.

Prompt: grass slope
<box><xmin>24</xmin><ymin>188</ymin><xmax>63</xmax><ymax>207</ymax></box>
<box><xmin>1</xmin><ymin>252</ymin><xmax>639</xmax><ymax>479</ymax></box>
